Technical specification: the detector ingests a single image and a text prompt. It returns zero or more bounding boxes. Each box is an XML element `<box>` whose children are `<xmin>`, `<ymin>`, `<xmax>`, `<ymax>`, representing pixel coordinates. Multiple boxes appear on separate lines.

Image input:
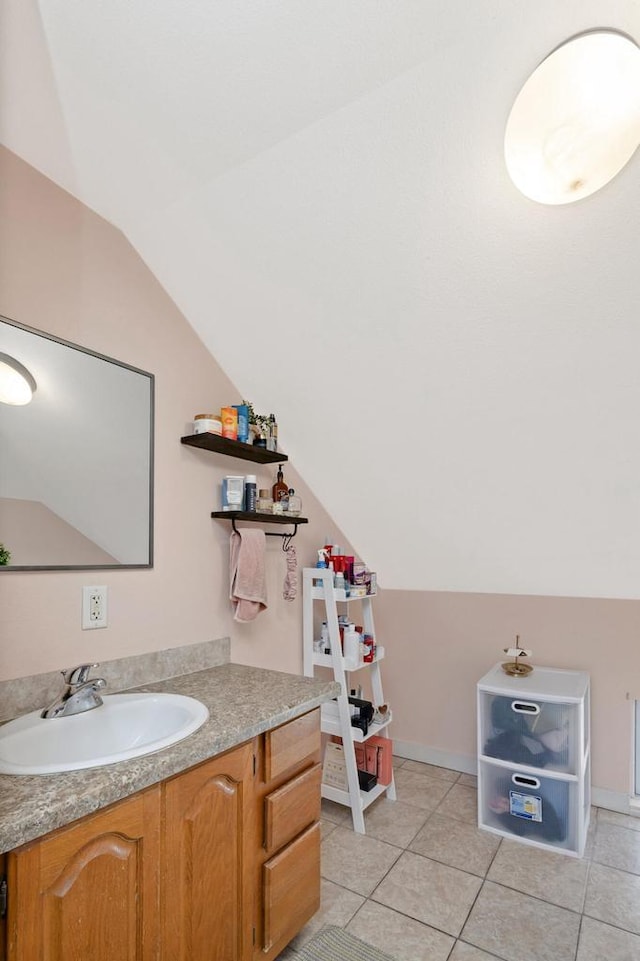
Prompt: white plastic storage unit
<box><xmin>477</xmin><ymin>663</ymin><xmax>590</xmax><ymax>857</ymax></box>
<box><xmin>302</xmin><ymin>567</ymin><xmax>396</xmax><ymax>834</ymax></box>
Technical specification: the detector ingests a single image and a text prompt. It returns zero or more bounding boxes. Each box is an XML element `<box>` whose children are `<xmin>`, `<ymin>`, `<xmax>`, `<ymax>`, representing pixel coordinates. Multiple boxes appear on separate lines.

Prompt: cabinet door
<box><xmin>6</xmin><ymin>786</ymin><xmax>160</xmax><ymax>961</ymax></box>
<box><xmin>163</xmin><ymin>742</ymin><xmax>256</xmax><ymax>961</ymax></box>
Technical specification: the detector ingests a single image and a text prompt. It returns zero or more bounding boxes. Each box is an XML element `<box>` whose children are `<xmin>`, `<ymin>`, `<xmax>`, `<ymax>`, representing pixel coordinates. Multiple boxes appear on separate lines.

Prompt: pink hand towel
<box><xmin>229</xmin><ymin>529</ymin><xmax>267</xmax><ymax>622</ymax></box>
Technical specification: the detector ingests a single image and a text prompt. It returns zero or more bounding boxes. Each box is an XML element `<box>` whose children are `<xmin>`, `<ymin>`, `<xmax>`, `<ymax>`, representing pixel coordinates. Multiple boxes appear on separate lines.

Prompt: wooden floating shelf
<box><xmin>181</xmin><ymin>433</ymin><xmax>288</xmax><ymax>464</ymax></box>
<box><xmin>211</xmin><ymin>511</ymin><xmax>308</xmax><ymax>526</ymax></box>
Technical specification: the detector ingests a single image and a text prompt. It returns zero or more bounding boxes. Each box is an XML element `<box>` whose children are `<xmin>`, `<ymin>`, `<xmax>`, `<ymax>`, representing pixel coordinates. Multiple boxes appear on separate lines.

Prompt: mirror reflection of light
<box><xmin>505</xmin><ymin>31</ymin><xmax>640</xmax><ymax>204</ymax></box>
<box><xmin>0</xmin><ymin>353</ymin><xmax>37</xmax><ymax>405</ymax></box>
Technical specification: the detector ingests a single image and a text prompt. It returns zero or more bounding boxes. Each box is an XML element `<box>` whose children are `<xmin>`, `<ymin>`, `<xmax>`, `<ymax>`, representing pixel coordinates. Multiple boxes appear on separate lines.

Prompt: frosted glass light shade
<box><xmin>505</xmin><ymin>31</ymin><xmax>640</xmax><ymax>204</ymax></box>
<box><xmin>0</xmin><ymin>353</ymin><xmax>37</xmax><ymax>405</ymax></box>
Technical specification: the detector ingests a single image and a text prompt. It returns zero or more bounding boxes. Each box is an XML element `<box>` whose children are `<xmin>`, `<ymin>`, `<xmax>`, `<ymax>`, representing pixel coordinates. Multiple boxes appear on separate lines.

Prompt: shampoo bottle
<box><xmin>244</xmin><ymin>474</ymin><xmax>257</xmax><ymax>512</ymax></box>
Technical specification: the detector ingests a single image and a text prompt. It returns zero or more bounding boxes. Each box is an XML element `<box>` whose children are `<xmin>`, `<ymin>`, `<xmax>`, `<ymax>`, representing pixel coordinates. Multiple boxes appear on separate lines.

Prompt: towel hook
<box><xmin>282</xmin><ymin>533</ymin><xmax>294</xmax><ymax>552</ymax></box>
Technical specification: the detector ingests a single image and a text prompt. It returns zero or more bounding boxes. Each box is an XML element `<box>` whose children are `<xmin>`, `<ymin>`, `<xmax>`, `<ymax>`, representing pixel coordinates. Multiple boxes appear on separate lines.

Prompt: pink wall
<box><xmin>0</xmin><ymin>498</ymin><xmax>117</xmax><ymax>566</ymax></box>
<box><xmin>0</xmin><ymin>146</ymin><xmax>337</xmax><ymax>681</ymax></box>
<box><xmin>376</xmin><ymin>589</ymin><xmax>640</xmax><ymax>796</ymax></box>
<box><xmin>1</xmin><ymin>147</ymin><xmax>637</xmax><ymax>801</ymax></box>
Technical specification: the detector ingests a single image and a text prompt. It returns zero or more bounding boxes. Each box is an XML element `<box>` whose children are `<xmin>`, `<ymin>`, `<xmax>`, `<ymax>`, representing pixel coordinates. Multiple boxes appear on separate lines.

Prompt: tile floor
<box><xmin>276</xmin><ymin>758</ymin><xmax>640</xmax><ymax>961</ymax></box>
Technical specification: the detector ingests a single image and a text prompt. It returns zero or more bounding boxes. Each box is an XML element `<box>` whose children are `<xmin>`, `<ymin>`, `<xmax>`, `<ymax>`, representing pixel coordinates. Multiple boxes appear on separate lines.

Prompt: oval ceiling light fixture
<box><xmin>505</xmin><ymin>30</ymin><xmax>640</xmax><ymax>204</ymax></box>
<box><xmin>0</xmin><ymin>353</ymin><xmax>37</xmax><ymax>405</ymax></box>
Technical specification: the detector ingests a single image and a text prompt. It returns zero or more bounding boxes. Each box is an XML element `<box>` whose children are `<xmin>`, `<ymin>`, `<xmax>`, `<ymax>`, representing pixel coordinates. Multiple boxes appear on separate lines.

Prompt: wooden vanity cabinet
<box><xmin>2</xmin><ymin>709</ymin><xmax>322</xmax><ymax>961</ymax></box>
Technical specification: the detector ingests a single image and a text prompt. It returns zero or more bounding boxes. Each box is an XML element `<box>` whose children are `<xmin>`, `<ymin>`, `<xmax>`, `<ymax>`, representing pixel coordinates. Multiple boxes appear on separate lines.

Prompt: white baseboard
<box><xmin>393</xmin><ymin>739</ymin><xmax>477</xmax><ymax>776</ymax></box>
<box><xmin>393</xmin><ymin>738</ymin><xmax>638</xmax><ymax>817</ymax></box>
<box><xmin>592</xmin><ymin>787</ymin><xmax>640</xmax><ymax>816</ymax></box>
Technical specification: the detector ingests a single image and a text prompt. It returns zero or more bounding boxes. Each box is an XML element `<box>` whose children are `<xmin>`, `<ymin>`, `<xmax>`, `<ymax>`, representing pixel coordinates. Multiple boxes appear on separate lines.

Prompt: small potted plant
<box><xmin>243</xmin><ymin>401</ymin><xmax>271</xmax><ymax>447</ymax></box>
<box><xmin>0</xmin><ymin>543</ymin><xmax>11</xmax><ymax>566</ymax></box>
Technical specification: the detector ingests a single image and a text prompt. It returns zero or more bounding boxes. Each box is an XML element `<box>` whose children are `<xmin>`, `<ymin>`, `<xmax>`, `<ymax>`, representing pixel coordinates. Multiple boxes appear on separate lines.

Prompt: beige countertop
<box><xmin>0</xmin><ymin>662</ymin><xmax>339</xmax><ymax>854</ymax></box>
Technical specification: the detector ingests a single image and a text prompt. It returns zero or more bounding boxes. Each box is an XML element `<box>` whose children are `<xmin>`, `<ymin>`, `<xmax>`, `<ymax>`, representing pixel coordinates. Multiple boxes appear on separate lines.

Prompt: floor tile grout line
<box><xmin>455</xmin><ymin>860</ymin><xmax>492</xmax><ymax>951</ymax></box>
<box><xmin>574</xmin><ymin>914</ymin><xmax>585</xmax><ymax>961</ymax></box>
<box><xmin>588</xmin><ymin>855</ymin><xmax>640</xmax><ymax>881</ymax></box>
<box><xmin>367</xmin><ymin>887</ymin><xmax>470</xmax><ymax>944</ymax></box>
<box><xmin>480</xmin><ymin>877</ymin><xmax>587</xmax><ymax>918</ymax></box>
<box><xmin>579</xmin><ymin>857</ymin><xmax>592</xmax><ymax>916</ymax></box>
<box><xmin>452</xmin><ymin>937</ymin><xmax>511</xmax><ymax>961</ymax></box>
<box><xmin>405</xmin><ymin>840</ymin><xmax>499</xmax><ymax>882</ymax></box>
<box><xmin>580</xmin><ymin>906</ymin><xmax>640</xmax><ymax>939</ymax></box>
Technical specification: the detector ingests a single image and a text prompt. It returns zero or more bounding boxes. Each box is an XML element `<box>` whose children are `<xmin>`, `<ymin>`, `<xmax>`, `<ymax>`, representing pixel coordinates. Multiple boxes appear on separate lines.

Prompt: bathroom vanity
<box><xmin>0</xmin><ymin>662</ymin><xmax>337</xmax><ymax>961</ymax></box>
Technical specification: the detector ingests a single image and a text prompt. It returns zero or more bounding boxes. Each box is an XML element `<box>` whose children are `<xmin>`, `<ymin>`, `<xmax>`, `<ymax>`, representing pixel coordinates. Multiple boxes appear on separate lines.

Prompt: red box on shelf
<box><xmin>354</xmin><ymin>735</ymin><xmax>393</xmax><ymax>786</ymax></box>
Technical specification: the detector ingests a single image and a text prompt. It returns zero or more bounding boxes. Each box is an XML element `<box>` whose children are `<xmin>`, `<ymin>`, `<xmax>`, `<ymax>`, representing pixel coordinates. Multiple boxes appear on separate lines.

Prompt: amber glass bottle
<box><xmin>272</xmin><ymin>464</ymin><xmax>289</xmax><ymax>503</ymax></box>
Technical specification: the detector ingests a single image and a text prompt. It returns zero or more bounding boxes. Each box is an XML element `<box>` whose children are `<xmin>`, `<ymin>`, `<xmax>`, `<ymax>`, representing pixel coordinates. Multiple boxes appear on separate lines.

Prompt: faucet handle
<box><xmin>62</xmin><ymin>663</ymin><xmax>100</xmax><ymax>686</ymax></box>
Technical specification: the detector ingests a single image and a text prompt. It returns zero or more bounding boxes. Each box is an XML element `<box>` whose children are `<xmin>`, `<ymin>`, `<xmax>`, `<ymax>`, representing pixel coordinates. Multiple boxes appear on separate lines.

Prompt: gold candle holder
<box><xmin>501</xmin><ymin>636</ymin><xmax>533</xmax><ymax>676</ymax></box>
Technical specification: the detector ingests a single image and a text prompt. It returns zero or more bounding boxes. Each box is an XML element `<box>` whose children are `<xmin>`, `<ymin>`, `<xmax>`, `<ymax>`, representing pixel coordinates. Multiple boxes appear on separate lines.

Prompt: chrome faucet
<box><xmin>41</xmin><ymin>663</ymin><xmax>107</xmax><ymax>719</ymax></box>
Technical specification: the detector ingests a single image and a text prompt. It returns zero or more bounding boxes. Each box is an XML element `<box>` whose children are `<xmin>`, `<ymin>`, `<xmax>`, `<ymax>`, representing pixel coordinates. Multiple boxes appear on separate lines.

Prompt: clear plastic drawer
<box><xmin>478</xmin><ymin>760</ymin><xmax>578</xmax><ymax>853</ymax></box>
<box><xmin>478</xmin><ymin>691</ymin><xmax>579</xmax><ymax>775</ymax></box>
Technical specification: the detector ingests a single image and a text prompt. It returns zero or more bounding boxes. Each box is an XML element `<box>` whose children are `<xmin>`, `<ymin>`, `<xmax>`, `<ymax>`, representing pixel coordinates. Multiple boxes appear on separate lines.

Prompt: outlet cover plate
<box><xmin>82</xmin><ymin>586</ymin><xmax>108</xmax><ymax>629</ymax></box>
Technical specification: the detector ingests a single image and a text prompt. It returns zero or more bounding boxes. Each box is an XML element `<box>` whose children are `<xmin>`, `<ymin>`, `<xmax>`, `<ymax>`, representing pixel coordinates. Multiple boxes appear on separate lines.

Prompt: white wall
<box><xmin>4</xmin><ymin>0</ymin><xmax>640</xmax><ymax>598</ymax></box>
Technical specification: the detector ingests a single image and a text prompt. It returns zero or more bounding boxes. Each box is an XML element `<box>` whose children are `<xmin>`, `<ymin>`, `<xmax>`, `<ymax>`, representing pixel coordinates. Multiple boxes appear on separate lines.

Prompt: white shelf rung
<box><xmin>321</xmin><ymin>779</ymin><xmax>390</xmax><ymax>810</ymax></box>
<box><xmin>312</xmin><ymin>649</ymin><xmax>385</xmax><ymax>671</ymax></box>
<box><xmin>321</xmin><ymin>710</ymin><xmax>393</xmax><ymax>743</ymax></box>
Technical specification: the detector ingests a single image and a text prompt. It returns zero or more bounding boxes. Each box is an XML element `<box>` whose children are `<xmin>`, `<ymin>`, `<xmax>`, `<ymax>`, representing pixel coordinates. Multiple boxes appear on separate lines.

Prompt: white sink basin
<box><xmin>0</xmin><ymin>692</ymin><xmax>209</xmax><ymax>775</ymax></box>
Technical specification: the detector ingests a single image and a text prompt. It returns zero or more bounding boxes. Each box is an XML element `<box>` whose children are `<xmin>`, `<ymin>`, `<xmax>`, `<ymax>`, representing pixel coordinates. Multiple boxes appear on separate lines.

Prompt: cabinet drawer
<box><xmin>479</xmin><ymin>759</ymin><xmax>578</xmax><ymax>853</ymax></box>
<box><xmin>262</xmin><ymin>821</ymin><xmax>320</xmax><ymax>952</ymax></box>
<box><xmin>478</xmin><ymin>691</ymin><xmax>579</xmax><ymax>775</ymax></box>
<box><xmin>264</xmin><ymin>763</ymin><xmax>321</xmax><ymax>853</ymax></box>
<box><xmin>264</xmin><ymin>709</ymin><xmax>320</xmax><ymax>782</ymax></box>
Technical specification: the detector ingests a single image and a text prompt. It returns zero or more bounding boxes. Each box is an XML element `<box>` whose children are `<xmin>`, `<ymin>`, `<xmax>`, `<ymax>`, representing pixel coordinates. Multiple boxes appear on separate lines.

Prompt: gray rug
<box><xmin>296</xmin><ymin>925</ymin><xmax>395</xmax><ymax>961</ymax></box>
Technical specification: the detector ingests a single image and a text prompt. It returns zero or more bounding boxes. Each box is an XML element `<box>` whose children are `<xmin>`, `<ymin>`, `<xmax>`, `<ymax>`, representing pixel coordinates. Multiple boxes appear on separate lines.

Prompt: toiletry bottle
<box><xmin>286</xmin><ymin>488</ymin><xmax>301</xmax><ymax>515</ymax></box>
<box><xmin>257</xmin><ymin>489</ymin><xmax>273</xmax><ymax>512</ymax></box>
<box><xmin>363</xmin><ymin>634</ymin><xmax>375</xmax><ymax>662</ymax></box>
<box><xmin>267</xmin><ymin>414</ymin><xmax>278</xmax><ymax>452</ymax></box>
<box><xmin>272</xmin><ymin>464</ymin><xmax>288</xmax><ymax>503</ymax></box>
<box><xmin>244</xmin><ymin>474</ymin><xmax>257</xmax><ymax>512</ymax></box>
<box><xmin>343</xmin><ymin>625</ymin><xmax>361</xmax><ymax>669</ymax></box>
<box><xmin>233</xmin><ymin>404</ymin><xmax>249</xmax><ymax>443</ymax></box>
<box><xmin>220</xmin><ymin>406</ymin><xmax>238</xmax><ymax>440</ymax></box>
<box><xmin>222</xmin><ymin>475</ymin><xmax>245</xmax><ymax>511</ymax></box>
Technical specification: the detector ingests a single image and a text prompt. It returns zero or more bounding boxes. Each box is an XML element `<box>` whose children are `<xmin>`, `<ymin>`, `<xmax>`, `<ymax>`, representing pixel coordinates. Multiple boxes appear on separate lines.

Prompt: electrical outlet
<box><xmin>82</xmin><ymin>586</ymin><xmax>108</xmax><ymax>630</ymax></box>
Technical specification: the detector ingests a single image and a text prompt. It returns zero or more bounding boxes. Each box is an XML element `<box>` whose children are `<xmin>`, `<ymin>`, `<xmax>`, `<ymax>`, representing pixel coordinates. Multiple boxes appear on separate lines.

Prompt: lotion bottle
<box><xmin>343</xmin><ymin>625</ymin><xmax>361</xmax><ymax>669</ymax></box>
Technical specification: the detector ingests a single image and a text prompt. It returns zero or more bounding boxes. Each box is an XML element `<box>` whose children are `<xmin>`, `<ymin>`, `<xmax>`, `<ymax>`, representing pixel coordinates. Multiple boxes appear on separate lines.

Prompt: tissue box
<box><xmin>323</xmin><ymin>742</ymin><xmax>348</xmax><ymax>790</ymax></box>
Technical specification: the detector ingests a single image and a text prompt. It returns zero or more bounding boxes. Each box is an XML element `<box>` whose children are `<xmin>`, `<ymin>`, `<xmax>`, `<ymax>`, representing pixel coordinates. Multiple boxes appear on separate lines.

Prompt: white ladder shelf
<box><xmin>302</xmin><ymin>567</ymin><xmax>396</xmax><ymax>834</ymax></box>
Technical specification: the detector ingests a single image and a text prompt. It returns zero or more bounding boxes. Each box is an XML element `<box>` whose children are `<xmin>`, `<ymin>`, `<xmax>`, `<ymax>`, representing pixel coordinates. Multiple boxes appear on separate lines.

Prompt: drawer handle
<box><xmin>512</xmin><ymin>774</ymin><xmax>540</xmax><ymax>789</ymax></box>
<box><xmin>510</xmin><ymin>700</ymin><xmax>540</xmax><ymax>715</ymax></box>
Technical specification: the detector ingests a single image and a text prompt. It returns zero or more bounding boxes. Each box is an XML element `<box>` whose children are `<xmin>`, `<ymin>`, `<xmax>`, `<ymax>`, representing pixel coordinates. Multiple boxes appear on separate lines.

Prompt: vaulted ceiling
<box><xmin>3</xmin><ymin>0</ymin><xmax>640</xmax><ymax>596</ymax></box>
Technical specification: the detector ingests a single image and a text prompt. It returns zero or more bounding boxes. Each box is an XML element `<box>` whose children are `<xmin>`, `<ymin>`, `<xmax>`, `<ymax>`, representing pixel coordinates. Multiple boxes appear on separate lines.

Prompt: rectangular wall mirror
<box><xmin>0</xmin><ymin>316</ymin><xmax>154</xmax><ymax>570</ymax></box>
